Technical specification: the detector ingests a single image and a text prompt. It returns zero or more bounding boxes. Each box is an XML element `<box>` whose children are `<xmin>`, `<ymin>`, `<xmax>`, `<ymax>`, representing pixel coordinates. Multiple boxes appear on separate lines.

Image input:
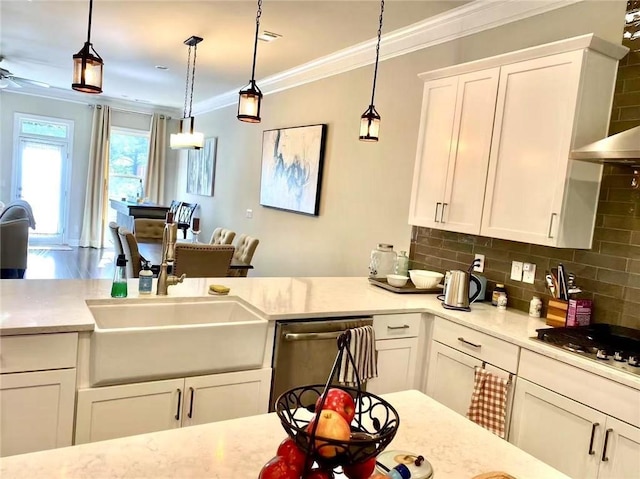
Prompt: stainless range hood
<box><xmin>570</xmin><ymin>125</ymin><xmax>640</xmax><ymax>164</ymax></box>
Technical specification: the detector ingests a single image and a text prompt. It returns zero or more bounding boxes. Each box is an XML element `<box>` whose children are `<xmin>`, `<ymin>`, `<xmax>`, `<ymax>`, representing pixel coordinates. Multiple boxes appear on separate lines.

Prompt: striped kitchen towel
<box><xmin>466</xmin><ymin>367</ymin><xmax>510</xmax><ymax>438</ymax></box>
<box><xmin>338</xmin><ymin>325</ymin><xmax>378</xmax><ymax>386</ymax></box>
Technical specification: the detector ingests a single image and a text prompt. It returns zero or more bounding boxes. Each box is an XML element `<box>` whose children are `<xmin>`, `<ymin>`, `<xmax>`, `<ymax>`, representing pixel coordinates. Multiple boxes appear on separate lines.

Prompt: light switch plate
<box><xmin>510</xmin><ymin>261</ymin><xmax>523</xmax><ymax>281</ymax></box>
<box><xmin>474</xmin><ymin>254</ymin><xmax>485</xmax><ymax>273</ymax></box>
<box><xmin>523</xmin><ymin>263</ymin><xmax>536</xmax><ymax>284</ymax></box>
<box><xmin>245</xmin><ymin>209</ymin><xmax>253</xmax><ymax>219</ymax></box>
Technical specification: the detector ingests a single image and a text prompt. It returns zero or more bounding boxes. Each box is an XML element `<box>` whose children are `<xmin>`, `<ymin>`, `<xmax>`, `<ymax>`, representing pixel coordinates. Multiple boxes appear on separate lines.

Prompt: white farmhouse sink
<box><xmin>87</xmin><ymin>297</ymin><xmax>268</xmax><ymax>386</ymax></box>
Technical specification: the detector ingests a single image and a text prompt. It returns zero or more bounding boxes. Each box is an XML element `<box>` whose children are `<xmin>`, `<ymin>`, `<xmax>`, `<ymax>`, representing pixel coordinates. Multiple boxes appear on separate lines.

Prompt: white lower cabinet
<box><xmin>0</xmin><ymin>369</ymin><xmax>76</xmax><ymax>457</ymax></box>
<box><xmin>510</xmin><ymin>378</ymin><xmax>640</xmax><ymax>479</ymax></box>
<box><xmin>76</xmin><ymin>368</ymin><xmax>272</xmax><ymax>444</ymax></box>
<box><xmin>367</xmin><ymin>313</ymin><xmax>421</xmax><ymax>395</ymax></box>
<box><xmin>367</xmin><ymin>337</ymin><xmax>419</xmax><ymax>395</ymax></box>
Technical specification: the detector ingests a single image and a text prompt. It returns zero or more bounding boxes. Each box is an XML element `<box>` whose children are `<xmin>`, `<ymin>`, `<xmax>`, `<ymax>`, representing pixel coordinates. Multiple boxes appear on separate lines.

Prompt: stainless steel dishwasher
<box><xmin>269</xmin><ymin>317</ymin><xmax>373</xmax><ymax>411</ymax></box>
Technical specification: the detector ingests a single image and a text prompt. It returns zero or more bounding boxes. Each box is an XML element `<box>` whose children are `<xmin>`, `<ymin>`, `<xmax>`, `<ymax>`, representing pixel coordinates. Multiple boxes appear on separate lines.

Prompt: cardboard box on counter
<box><xmin>567</xmin><ymin>299</ymin><xmax>593</xmax><ymax>327</ymax></box>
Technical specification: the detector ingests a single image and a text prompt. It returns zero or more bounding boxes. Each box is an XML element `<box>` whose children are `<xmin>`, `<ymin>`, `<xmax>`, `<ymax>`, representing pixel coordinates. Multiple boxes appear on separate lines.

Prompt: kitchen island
<box><xmin>0</xmin><ymin>390</ymin><xmax>568</xmax><ymax>479</ymax></box>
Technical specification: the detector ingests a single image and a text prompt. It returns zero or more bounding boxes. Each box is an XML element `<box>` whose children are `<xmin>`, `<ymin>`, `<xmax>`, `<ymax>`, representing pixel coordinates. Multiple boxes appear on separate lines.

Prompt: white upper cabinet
<box><xmin>410</xmin><ymin>35</ymin><xmax>627</xmax><ymax>247</ymax></box>
<box><xmin>409</xmin><ymin>69</ymin><xmax>499</xmax><ymax>234</ymax></box>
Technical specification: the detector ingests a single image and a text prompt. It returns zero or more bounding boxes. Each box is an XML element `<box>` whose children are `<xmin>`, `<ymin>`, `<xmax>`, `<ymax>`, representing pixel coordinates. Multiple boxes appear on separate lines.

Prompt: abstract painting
<box><xmin>187</xmin><ymin>137</ymin><xmax>216</xmax><ymax>196</ymax></box>
<box><xmin>260</xmin><ymin>124</ymin><xmax>327</xmax><ymax>216</ymax></box>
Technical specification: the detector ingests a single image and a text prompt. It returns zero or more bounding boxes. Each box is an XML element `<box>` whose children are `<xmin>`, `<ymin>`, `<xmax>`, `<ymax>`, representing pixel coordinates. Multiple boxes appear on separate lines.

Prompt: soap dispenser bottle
<box><xmin>138</xmin><ymin>261</ymin><xmax>153</xmax><ymax>295</ymax></box>
<box><xmin>111</xmin><ymin>254</ymin><xmax>128</xmax><ymax>298</ymax></box>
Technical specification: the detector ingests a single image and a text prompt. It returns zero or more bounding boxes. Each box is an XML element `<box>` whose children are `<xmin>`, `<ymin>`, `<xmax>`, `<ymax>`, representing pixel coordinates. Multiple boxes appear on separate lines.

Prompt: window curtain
<box><xmin>79</xmin><ymin>105</ymin><xmax>111</xmax><ymax>248</ymax></box>
<box><xmin>145</xmin><ymin>113</ymin><xmax>167</xmax><ymax>205</ymax></box>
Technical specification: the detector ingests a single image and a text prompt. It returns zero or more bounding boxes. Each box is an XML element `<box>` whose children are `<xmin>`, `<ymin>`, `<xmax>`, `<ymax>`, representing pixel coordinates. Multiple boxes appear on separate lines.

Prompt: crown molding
<box><xmin>0</xmin><ymin>85</ymin><xmax>181</xmax><ymax>118</ymax></box>
<box><xmin>194</xmin><ymin>0</ymin><xmax>584</xmax><ymax>115</ymax></box>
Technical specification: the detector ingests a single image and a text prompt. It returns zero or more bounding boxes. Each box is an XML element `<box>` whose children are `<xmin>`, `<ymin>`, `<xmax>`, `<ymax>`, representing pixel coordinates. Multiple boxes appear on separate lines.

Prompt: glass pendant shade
<box><xmin>237</xmin><ymin>81</ymin><xmax>263</xmax><ymax>123</ymax></box>
<box><xmin>170</xmin><ymin>117</ymin><xmax>204</xmax><ymax>150</ymax></box>
<box><xmin>359</xmin><ymin>105</ymin><xmax>381</xmax><ymax>142</ymax></box>
<box><xmin>72</xmin><ymin>43</ymin><xmax>103</xmax><ymax>93</ymax></box>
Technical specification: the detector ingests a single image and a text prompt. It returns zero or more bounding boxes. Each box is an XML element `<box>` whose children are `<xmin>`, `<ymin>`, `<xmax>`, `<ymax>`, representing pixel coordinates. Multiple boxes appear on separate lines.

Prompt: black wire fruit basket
<box><xmin>275</xmin><ymin>330</ymin><xmax>400</xmax><ymax>474</ymax></box>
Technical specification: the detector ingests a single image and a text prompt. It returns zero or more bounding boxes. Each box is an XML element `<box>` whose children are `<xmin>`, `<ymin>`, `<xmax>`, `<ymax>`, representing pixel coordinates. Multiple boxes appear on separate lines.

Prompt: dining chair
<box><xmin>175</xmin><ymin>202</ymin><xmax>198</xmax><ymax>239</ymax></box>
<box><xmin>117</xmin><ymin>227</ymin><xmax>144</xmax><ymax>278</ymax></box>
<box><xmin>209</xmin><ymin>227</ymin><xmax>236</xmax><ymax>245</ymax></box>
<box><xmin>173</xmin><ymin>244</ymin><xmax>235</xmax><ymax>278</ymax></box>
<box><xmin>134</xmin><ymin>218</ymin><xmax>164</xmax><ymax>243</ymax></box>
<box><xmin>227</xmin><ymin>234</ymin><xmax>259</xmax><ymax>277</ymax></box>
<box><xmin>0</xmin><ymin>200</ymin><xmax>36</xmax><ymax>279</ymax></box>
<box><xmin>108</xmin><ymin>222</ymin><xmax>125</xmax><ymax>256</ymax></box>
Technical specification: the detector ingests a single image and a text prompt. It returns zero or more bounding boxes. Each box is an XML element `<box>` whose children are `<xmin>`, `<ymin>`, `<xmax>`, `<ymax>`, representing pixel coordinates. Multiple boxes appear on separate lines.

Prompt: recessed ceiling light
<box><xmin>155</xmin><ymin>65</ymin><xmax>169</xmax><ymax>70</ymax></box>
<box><xmin>258</xmin><ymin>31</ymin><xmax>282</xmax><ymax>43</ymax></box>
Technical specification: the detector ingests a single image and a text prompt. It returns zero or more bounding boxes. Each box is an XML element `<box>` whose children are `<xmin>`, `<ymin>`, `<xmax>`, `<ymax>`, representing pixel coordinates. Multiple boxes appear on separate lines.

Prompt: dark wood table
<box><xmin>137</xmin><ymin>242</ymin><xmax>253</xmax><ymax>271</ymax></box>
<box><xmin>110</xmin><ymin>199</ymin><xmax>170</xmax><ymax>232</ymax></box>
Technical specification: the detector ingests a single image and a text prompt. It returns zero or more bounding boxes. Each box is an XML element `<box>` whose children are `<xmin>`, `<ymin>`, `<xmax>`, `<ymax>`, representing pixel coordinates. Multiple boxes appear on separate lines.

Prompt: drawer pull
<box><xmin>601</xmin><ymin>428</ymin><xmax>613</xmax><ymax>462</ymax></box>
<box><xmin>588</xmin><ymin>423</ymin><xmax>599</xmax><ymax>455</ymax></box>
<box><xmin>434</xmin><ymin>203</ymin><xmax>441</xmax><ymax>223</ymax></box>
<box><xmin>387</xmin><ymin>325</ymin><xmax>410</xmax><ymax>330</ymax></box>
<box><xmin>457</xmin><ymin>337</ymin><xmax>482</xmax><ymax>349</ymax></box>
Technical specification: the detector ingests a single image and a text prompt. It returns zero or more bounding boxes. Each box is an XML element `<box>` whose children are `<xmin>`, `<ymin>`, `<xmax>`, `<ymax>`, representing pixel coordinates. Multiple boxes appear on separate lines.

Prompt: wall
<box><xmin>0</xmin><ymin>92</ymin><xmax>179</xmax><ymax>244</ymax></box>
<box><xmin>410</xmin><ymin>8</ymin><xmax>640</xmax><ymax>328</ymax></box>
<box><xmin>175</xmin><ymin>0</ymin><xmax>624</xmax><ymax>278</ymax></box>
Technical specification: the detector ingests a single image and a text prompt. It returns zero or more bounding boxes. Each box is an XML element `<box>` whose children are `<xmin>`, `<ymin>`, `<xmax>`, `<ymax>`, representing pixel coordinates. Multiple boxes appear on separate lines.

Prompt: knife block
<box><xmin>546</xmin><ymin>299</ymin><xmax>568</xmax><ymax>327</ymax></box>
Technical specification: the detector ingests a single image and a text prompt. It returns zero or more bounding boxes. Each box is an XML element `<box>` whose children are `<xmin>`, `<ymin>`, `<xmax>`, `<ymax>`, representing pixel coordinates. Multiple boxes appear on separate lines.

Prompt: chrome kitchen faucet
<box><xmin>156</xmin><ymin>214</ymin><xmax>186</xmax><ymax>295</ymax></box>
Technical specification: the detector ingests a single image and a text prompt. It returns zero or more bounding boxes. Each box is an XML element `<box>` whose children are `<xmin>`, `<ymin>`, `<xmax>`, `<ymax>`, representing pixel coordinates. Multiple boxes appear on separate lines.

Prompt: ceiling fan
<box><xmin>0</xmin><ymin>59</ymin><xmax>49</xmax><ymax>89</ymax></box>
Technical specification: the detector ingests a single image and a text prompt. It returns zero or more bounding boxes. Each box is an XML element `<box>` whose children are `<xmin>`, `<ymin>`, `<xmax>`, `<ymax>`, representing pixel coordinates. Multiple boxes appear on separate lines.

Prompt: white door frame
<box><xmin>12</xmin><ymin>113</ymin><xmax>74</xmax><ymax>245</ymax></box>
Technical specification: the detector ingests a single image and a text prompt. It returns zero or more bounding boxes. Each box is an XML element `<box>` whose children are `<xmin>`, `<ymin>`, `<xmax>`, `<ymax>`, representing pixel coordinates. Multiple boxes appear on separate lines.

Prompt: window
<box><xmin>108</xmin><ymin>127</ymin><xmax>150</xmax><ymax>204</ymax></box>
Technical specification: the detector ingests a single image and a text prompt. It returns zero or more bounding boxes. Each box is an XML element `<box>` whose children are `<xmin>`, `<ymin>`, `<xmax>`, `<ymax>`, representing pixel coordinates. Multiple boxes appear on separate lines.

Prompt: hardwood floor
<box><xmin>25</xmin><ymin>247</ymin><xmax>115</xmax><ymax>279</ymax></box>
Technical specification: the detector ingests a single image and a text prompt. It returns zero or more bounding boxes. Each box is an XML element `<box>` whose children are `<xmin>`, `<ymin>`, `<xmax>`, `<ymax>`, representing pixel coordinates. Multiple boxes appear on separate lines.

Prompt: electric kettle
<box><xmin>442</xmin><ymin>270</ymin><xmax>482</xmax><ymax>311</ymax></box>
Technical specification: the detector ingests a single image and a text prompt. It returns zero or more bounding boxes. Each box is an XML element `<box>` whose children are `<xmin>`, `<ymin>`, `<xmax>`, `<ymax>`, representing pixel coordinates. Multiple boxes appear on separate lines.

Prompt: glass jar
<box><xmin>529</xmin><ymin>295</ymin><xmax>542</xmax><ymax>318</ymax></box>
<box><xmin>395</xmin><ymin>251</ymin><xmax>409</xmax><ymax>277</ymax></box>
<box><xmin>492</xmin><ymin>283</ymin><xmax>506</xmax><ymax>306</ymax></box>
<box><xmin>497</xmin><ymin>292</ymin><xmax>508</xmax><ymax>310</ymax></box>
<box><xmin>369</xmin><ymin>244</ymin><xmax>397</xmax><ymax>279</ymax></box>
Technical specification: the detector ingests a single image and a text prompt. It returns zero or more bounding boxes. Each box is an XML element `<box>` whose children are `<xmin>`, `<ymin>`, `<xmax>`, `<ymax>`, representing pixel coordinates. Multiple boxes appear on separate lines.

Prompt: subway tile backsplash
<box><xmin>410</xmin><ymin>36</ymin><xmax>640</xmax><ymax>328</ymax></box>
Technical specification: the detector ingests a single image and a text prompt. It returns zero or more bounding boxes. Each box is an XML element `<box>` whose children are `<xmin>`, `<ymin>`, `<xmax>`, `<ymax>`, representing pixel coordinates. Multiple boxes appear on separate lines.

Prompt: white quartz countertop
<box><xmin>0</xmin><ymin>390</ymin><xmax>568</xmax><ymax>479</ymax></box>
<box><xmin>1</xmin><ymin>277</ymin><xmax>639</xmax><ymax>390</ymax></box>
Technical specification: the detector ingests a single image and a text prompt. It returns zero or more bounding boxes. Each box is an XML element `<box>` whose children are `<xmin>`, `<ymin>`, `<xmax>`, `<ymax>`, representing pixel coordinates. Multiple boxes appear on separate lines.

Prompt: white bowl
<box><xmin>409</xmin><ymin>270</ymin><xmax>444</xmax><ymax>289</ymax></box>
<box><xmin>386</xmin><ymin>274</ymin><xmax>409</xmax><ymax>287</ymax></box>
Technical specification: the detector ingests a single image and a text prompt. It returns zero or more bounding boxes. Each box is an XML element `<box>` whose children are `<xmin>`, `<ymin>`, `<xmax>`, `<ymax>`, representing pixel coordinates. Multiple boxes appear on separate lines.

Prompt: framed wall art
<box><xmin>259</xmin><ymin>124</ymin><xmax>327</xmax><ymax>216</ymax></box>
<box><xmin>187</xmin><ymin>137</ymin><xmax>217</xmax><ymax>196</ymax></box>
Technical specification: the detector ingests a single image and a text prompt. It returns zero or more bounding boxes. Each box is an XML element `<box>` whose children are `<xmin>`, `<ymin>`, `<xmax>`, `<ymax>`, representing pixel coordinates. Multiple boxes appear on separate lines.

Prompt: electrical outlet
<box><xmin>245</xmin><ymin>209</ymin><xmax>253</xmax><ymax>219</ymax></box>
<box><xmin>510</xmin><ymin>261</ymin><xmax>523</xmax><ymax>281</ymax></box>
<box><xmin>523</xmin><ymin>263</ymin><xmax>536</xmax><ymax>284</ymax></box>
<box><xmin>474</xmin><ymin>254</ymin><xmax>485</xmax><ymax>272</ymax></box>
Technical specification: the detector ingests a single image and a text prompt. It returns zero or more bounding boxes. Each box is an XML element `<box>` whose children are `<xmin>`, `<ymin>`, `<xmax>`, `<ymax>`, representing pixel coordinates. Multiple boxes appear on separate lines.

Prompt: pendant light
<box><xmin>72</xmin><ymin>0</ymin><xmax>103</xmax><ymax>94</ymax></box>
<box><xmin>170</xmin><ymin>36</ymin><xmax>205</xmax><ymax>150</ymax></box>
<box><xmin>237</xmin><ymin>0</ymin><xmax>264</xmax><ymax>123</ymax></box>
<box><xmin>359</xmin><ymin>0</ymin><xmax>385</xmax><ymax>142</ymax></box>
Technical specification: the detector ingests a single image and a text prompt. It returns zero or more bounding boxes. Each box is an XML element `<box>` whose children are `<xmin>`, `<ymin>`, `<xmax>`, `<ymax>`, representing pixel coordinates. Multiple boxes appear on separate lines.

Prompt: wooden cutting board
<box><xmin>472</xmin><ymin>472</ymin><xmax>516</xmax><ymax>479</ymax></box>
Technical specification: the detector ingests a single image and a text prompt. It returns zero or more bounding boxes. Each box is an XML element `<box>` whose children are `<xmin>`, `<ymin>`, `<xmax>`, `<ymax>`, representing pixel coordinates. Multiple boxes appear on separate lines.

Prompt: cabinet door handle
<box><xmin>441</xmin><ymin>203</ymin><xmax>448</xmax><ymax>223</ymax></box>
<box><xmin>601</xmin><ymin>428</ymin><xmax>613</xmax><ymax>462</ymax></box>
<box><xmin>387</xmin><ymin>324</ymin><xmax>410</xmax><ymax>330</ymax></box>
<box><xmin>175</xmin><ymin>388</ymin><xmax>182</xmax><ymax>421</ymax></box>
<box><xmin>457</xmin><ymin>337</ymin><xmax>482</xmax><ymax>349</ymax></box>
<box><xmin>588</xmin><ymin>422</ymin><xmax>599</xmax><ymax>455</ymax></box>
<box><xmin>187</xmin><ymin>387</ymin><xmax>195</xmax><ymax>419</ymax></box>
<box><xmin>547</xmin><ymin>213</ymin><xmax>557</xmax><ymax>238</ymax></box>
<box><xmin>434</xmin><ymin>202</ymin><xmax>441</xmax><ymax>223</ymax></box>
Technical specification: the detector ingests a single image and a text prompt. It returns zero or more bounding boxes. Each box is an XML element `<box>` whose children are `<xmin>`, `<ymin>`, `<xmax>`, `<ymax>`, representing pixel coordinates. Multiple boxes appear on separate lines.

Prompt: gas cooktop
<box><xmin>534</xmin><ymin>324</ymin><xmax>640</xmax><ymax>377</ymax></box>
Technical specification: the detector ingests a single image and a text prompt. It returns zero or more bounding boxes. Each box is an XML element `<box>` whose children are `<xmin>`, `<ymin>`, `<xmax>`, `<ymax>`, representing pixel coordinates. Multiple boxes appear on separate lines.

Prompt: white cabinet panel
<box><xmin>75</xmin><ymin>378</ymin><xmax>184</xmax><ymax>444</ymax></box>
<box><xmin>367</xmin><ymin>338</ymin><xmax>418</xmax><ymax>396</ymax></box>
<box><xmin>182</xmin><ymin>369</ymin><xmax>271</xmax><ymax>427</ymax></box>
<box><xmin>0</xmin><ymin>369</ymin><xmax>76</xmax><ymax>457</ymax></box>
<box><xmin>409</xmin><ymin>76</ymin><xmax>458</xmax><ymax>228</ymax></box>
<box><xmin>598</xmin><ymin>417</ymin><xmax>640</xmax><ymax>479</ymax></box>
<box><xmin>441</xmin><ymin>68</ymin><xmax>499</xmax><ymax>234</ymax></box>
<box><xmin>426</xmin><ymin>341</ymin><xmax>480</xmax><ymax>417</ymax></box>
<box><xmin>510</xmin><ymin>378</ymin><xmax>604</xmax><ymax>479</ymax></box>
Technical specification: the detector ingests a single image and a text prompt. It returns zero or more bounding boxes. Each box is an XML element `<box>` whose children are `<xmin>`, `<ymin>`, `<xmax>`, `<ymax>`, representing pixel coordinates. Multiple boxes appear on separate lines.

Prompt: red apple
<box><xmin>343</xmin><ymin>457</ymin><xmax>377</xmax><ymax>479</ymax></box>
<box><xmin>306</xmin><ymin>409</ymin><xmax>350</xmax><ymax>458</ymax></box>
<box><xmin>276</xmin><ymin>437</ymin><xmax>307</xmax><ymax>473</ymax></box>
<box><xmin>315</xmin><ymin>388</ymin><xmax>356</xmax><ymax>424</ymax></box>
<box><xmin>305</xmin><ymin>468</ymin><xmax>334</xmax><ymax>479</ymax></box>
<box><xmin>258</xmin><ymin>455</ymin><xmax>300</xmax><ymax>479</ymax></box>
